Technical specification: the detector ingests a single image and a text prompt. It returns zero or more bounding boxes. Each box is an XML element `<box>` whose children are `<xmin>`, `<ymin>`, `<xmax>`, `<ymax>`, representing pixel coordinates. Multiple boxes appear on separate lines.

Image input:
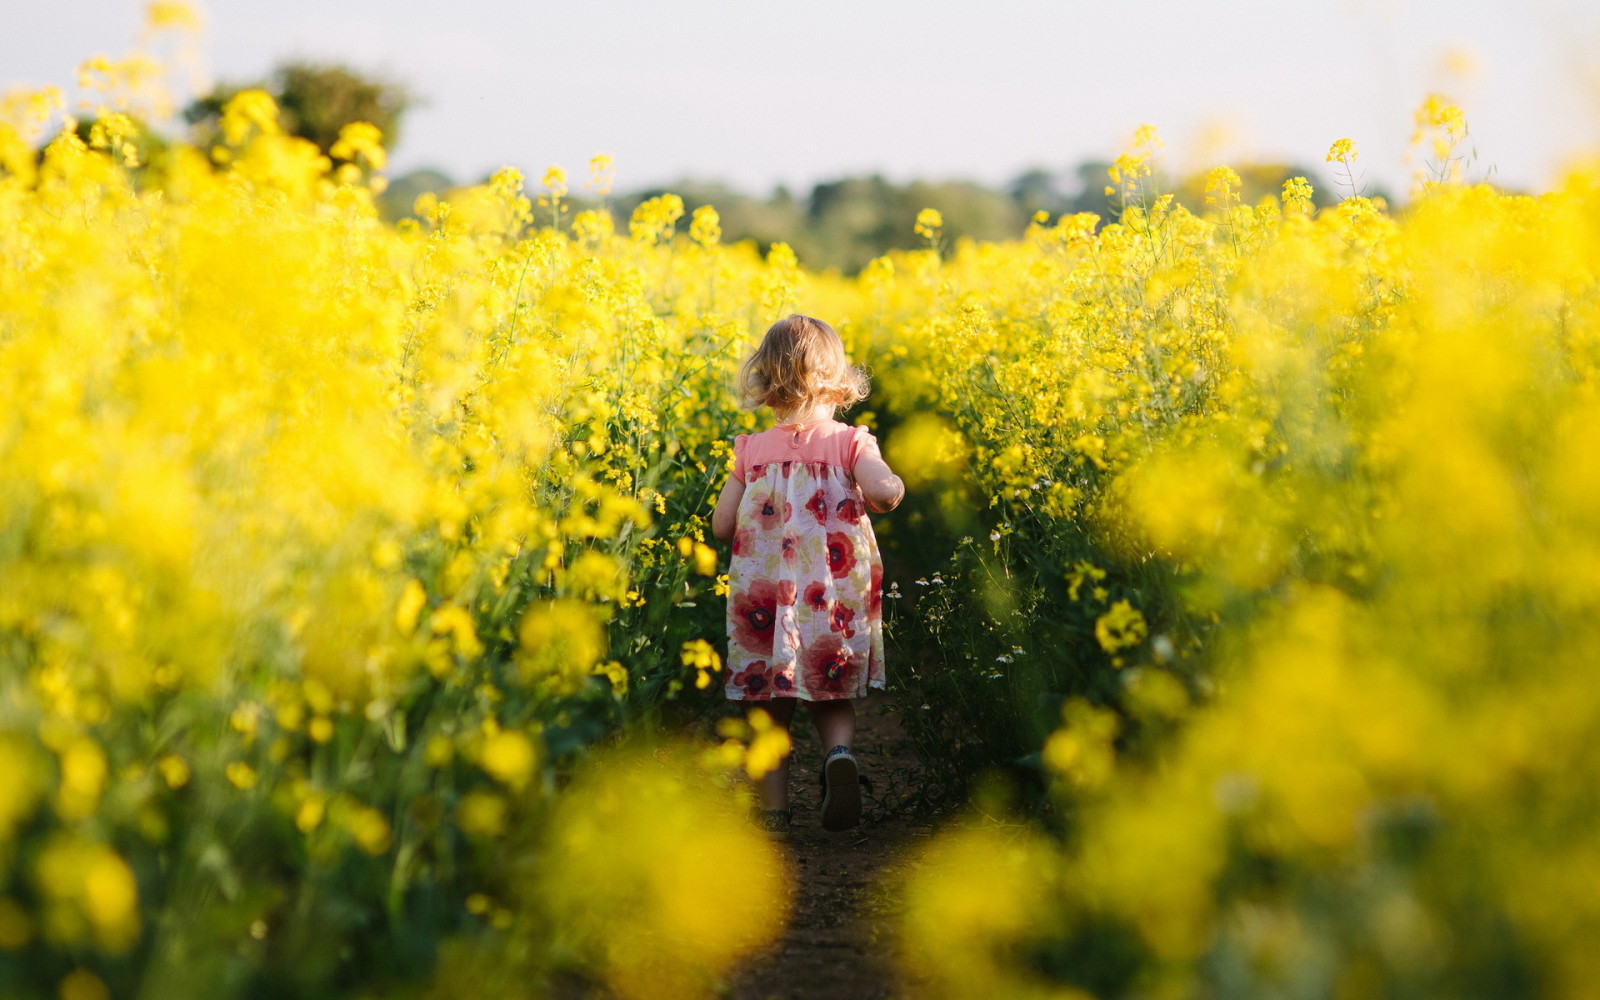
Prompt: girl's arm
<box><xmin>855</xmin><ymin>454</ymin><xmax>905</xmax><ymax>513</ymax></box>
<box><xmin>711</xmin><ymin>474</ymin><xmax>745</xmax><ymax>541</ymax></box>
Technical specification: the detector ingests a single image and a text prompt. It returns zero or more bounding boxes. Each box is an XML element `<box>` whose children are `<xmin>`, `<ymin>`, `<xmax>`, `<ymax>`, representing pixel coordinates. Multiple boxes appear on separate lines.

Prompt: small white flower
<box><xmin>989</xmin><ymin>532</ymin><xmax>1002</xmax><ymax>542</ymax></box>
<box><xmin>915</xmin><ymin>578</ymin><xmax>930</xmax><ymax>587</ymax></box>
<box><xmin>995</xmin><ymin>654</ymin><xmax>1014</xmax><ymax>664</ymax></box>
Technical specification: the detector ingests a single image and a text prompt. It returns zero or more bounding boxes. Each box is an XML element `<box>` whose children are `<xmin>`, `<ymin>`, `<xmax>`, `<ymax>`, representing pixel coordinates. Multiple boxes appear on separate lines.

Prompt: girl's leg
<box><xmin>752</xmin><ymin>698</ymin><xmax>798</xmax><ymax>811</ymax></box>
<box><xmin>811</xmin><ymin>698</ymin><xmax>862</xmax><ymax>831</ymax></box>
<box><xmin>809</xmin><ymin>697</ymin><xmax>856</xmax><ymax>750</ymax></box>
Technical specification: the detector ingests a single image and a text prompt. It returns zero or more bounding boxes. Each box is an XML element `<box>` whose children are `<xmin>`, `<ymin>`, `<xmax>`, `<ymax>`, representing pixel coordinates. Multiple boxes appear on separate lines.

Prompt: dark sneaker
<box><xmin>820</xmin><ymin>745</ymin><xmax>862</xmax><ymax>832</ymax></box>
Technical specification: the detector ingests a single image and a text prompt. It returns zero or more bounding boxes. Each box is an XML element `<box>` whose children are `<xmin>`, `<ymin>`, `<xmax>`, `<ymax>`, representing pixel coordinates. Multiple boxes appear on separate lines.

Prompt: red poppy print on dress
<box><xmin>781</xmin><ymin>534</ymin><xmax>798</xmax><ymax>562</ymax></box>
<box><xmin>730</xmin><ymin>660</ymin><xmax>773</xmax><ymax>696</ymax></box>
<box><xmin>829</xmin><ymin>603</ymin><xmax>857</xmax><ymax>638</ymax></box>
<box><xmin>825</xmin><ymin>532</ymin><xmax>857</xmax><ymax>579</ymax></box>
<box><xmin>800</xmin><ymin>634</ymin><xmax>859</xmax><ymax>696</ymax></box>
<box><xmin>730</xmin><ymin>579</ymin><xmax>783</xmax><ymax>653</ymax></box>
<box><xmin>867</xmin><ymin>563</ymin><xmax>883</xmax><ymax>619</ymax></box>
<box><xmin>751</xmin><ymin>492</ymin><xmax>783</xmax><ymax>531</ymax></box>
<box><xmin>776</xmin><ymin>579</ymin><xmax>797</xmax><ymax>607</ymax></box>
<box><xmin>804</xmin><ymin>489</ymin><xmax>829</xmax><ymax>526</ymax></box>
<box><xmin>836</xmin><ymin>495</ymin><xmax>862</xmax><ymax>524</ymax></box>
<box><xmin>803</xmin><ymin>581</ymin><xmax>830</xmax><ymax>612</ymax></box>
<box><xmin>731</xmin><ymin>527</ymin><xmax>753</xmax><ymax>557</ymax></box>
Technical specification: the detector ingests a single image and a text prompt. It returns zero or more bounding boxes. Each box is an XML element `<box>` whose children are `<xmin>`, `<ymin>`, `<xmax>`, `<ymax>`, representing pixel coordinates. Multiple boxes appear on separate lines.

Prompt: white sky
<box><xmin>5</xmin><ymin>0</ymin><xmax>1599</xmax><ymax>198</ymax></box>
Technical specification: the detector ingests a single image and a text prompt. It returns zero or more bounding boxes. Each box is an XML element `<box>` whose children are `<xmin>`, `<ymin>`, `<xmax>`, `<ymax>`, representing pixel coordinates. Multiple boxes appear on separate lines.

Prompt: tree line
<box><xmin>70</xmin><ymin>59</ymin><xmax>1349</xmax><ymax>274</ymax></box>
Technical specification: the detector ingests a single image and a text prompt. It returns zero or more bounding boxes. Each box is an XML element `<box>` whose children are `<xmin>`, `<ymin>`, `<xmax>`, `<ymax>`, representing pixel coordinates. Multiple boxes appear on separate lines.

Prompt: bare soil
<box><xmin>726</xmin><ymin>695</ymin><xmax>938</xmax><ymax>1000</ymax></box>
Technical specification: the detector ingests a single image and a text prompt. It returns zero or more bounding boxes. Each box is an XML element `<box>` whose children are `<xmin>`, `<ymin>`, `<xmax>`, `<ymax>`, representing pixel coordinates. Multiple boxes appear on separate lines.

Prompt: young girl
<box><xmin>712</xmin><ymin>314</ymin><xmax>904</xmax><ymax>836</ymax></box>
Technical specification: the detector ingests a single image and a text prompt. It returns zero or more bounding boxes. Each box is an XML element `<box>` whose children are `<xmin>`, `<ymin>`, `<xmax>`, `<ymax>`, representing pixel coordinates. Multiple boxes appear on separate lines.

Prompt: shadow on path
<box><xmin>727</xmin><ymin>695</ymin><xmax>940</xmax><ymax>1000</ymax></box>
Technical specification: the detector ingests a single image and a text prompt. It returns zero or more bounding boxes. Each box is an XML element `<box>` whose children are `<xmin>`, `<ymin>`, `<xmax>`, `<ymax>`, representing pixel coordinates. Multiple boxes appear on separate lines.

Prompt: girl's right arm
<box><xmin>712</xmin><ymin>474</ymin><xmax>745</xmax><ymax>541</ymax></box>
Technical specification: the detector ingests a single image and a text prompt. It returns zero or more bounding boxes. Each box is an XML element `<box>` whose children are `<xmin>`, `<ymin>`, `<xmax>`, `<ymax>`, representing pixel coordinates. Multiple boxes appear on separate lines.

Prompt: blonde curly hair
<box><xmin>737</xmin><ymin>314</ymin><xmax>869</xmax><ymax>417</ymax></box>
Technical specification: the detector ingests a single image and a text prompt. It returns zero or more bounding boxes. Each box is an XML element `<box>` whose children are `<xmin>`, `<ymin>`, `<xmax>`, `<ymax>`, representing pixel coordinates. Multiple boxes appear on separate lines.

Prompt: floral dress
<box><xmin>725</xmin><ymin>419</ymin><xmax>886</xmax><ymax>701</ymax></box>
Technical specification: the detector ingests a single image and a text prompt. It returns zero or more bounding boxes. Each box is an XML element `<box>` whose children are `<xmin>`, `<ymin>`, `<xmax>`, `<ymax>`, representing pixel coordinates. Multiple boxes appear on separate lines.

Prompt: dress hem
<box><xmin>724</xmin><ymin>680</ymin><xmax>887</xmax><ymax>703</ymax></box>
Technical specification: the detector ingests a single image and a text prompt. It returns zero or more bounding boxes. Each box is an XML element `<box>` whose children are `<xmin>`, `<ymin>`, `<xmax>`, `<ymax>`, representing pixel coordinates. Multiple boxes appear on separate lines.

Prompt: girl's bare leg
<box><xmin>753</xmin><ymin>698</ymin><xmax>798</xmax><ymax>811</ymax></box>
<box><xmin>809</xmin><ymin>698</ymin><xmax>856</xmax><ymax>751</ymax></box>
<box><xmin>811</xmin><ymin>698</ymin><xmax>862</xmax><ymax>830</ymax></box>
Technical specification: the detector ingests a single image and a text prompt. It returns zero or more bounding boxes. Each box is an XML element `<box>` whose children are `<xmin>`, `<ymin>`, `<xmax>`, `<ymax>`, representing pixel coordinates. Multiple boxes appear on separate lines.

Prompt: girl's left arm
<box><xmin>712</xmin><ymin>474</ymin><xmax>745</xmax><ymax>541</ymax></box>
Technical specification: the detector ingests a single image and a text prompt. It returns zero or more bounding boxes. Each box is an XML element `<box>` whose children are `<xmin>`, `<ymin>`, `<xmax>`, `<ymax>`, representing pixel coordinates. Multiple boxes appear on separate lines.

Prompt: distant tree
<box><xmin>1008</xmin><ymin>167</ymin><xmax>1067</xmax><ymax>217</ymax></box>
<box><xmin>185</xmin><ymin>60</ymin><xmax>414</xmax><ymax>158</ymax></box>
<box><xmin>1006</xmin><ymin>162</ymin><xmax>1119</xmax><ymax>224</ymax></box>
<box><xmin>377</xmin><ymin>167</ymin><xmax>454</xmax><ymax>222</ymax></box>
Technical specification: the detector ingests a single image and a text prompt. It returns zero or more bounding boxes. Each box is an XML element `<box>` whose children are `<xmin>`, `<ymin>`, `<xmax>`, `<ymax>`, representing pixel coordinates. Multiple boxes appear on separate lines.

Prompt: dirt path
<box><xmin>727</xmin><ymin>695</ymin><xmax>937</xmax><ymax>1000</ymax></box>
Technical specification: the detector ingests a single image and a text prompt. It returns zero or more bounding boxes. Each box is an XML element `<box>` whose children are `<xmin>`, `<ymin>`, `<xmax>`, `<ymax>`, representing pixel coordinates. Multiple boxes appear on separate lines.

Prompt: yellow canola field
<box><xmin>0</xmin><ymin>89</ymin><xmax>807</xmax><ymax>998</ymax></box>
<box><xmin>881</xmin><ymin>154</ymin><xmax>1600</xmax><ymax>997</ymax></box>
<box><xmin>5</xmin><ymin>58</ymin><xmax>1600</xmax><ymax>1000</ymax></box>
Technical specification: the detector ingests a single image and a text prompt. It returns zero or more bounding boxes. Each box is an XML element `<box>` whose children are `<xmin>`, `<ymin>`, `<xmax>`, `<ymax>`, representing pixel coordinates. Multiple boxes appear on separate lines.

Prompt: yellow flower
<box><xmin>457</xmin><ymin>792</ymin><xmax>507</xmax><ymax>838</ymax></box>
<box><xmin>542</xmin><ymin>164</ymin><xmax>568</xmax><ymax>198</ymax></box>
<box><xmin>345</xmin><ymin>806</ymin><xmax>392</xmax><ymax>854</ymax></box>
<box><xmin>1203</xmin><ymin>165</ymin><xmax>1240</xmax><ymax>206</ymax></box>
<box><xmin>225</xmin><ymin>761</ymin><xmax>258</xmax><ymax>790</ymax></box>
<box><xmin>914</xmin><ymin>208</ymin><xmax>943</xmax><ymax>240</ymax></box>
<box><xmin>156</xmin><ymin>754</ymin><xmax>190</xmax><ymax>789</ymax></box>
<box><xmin>296</xmin><ymin>793</ymin><xmax>326</xmax><ymax>833</ymax></box>
<box><xmin>517</xmin><ymin>599</ymin><xmax>606</xmax><ymax>690</ymax></box>
<box><xmin>1282</xmin><ymin>175</ymin><xmax>1315</xmax><ymax>213</ymax></box>
<box><xmin>1094</xmin><ymin>600</ymin><xmax>1147</xmax><ymax>654</ymax></box>
<box><xmin>144</xmin><ymin>1</ymin><xmax>203</xmax><ymax>31</ymax></box>
<box><xmin>680</xmin><ymin>638</ymin><xmax>722</xmax><ymax>689</ymax></box>
<box><xmin>329</xmin><ymin>121</ymin><xmax>386</xmax><ymax>170</ymax></box>
<box><xmin>1325</xmin><ymin>137</ymin><xmax>1358</xmax><ymax>164</ymax></box>
<box><xmin>586</xmin><ymin>152</ymin><xmax>615</xmax><ymax>195</ymax></box>
<box><xmin>481</xmin><ymin>730</ymin><xmax>538</xmax><ymax>790</ymax></box>
<box><xmin>744</xmin><ymin>709</ymin><xmax>792</xmax><ymax>780</ymax></box>
<box><xmin>690</xmin><ymin>205</ymin><xmax>721</xmax><ymax>248</ymax></box>
<box><xmin>56</xmin><ymin>739</ymin><xmax>107</xmax><ymax>820</ymax></box>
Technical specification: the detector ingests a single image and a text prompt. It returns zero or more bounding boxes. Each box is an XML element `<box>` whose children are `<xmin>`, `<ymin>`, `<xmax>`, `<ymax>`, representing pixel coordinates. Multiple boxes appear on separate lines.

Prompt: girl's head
<box><xmin>738</xmin><ymin>314</ymin><xmax>868</xmax><ymax>417</ymax></box>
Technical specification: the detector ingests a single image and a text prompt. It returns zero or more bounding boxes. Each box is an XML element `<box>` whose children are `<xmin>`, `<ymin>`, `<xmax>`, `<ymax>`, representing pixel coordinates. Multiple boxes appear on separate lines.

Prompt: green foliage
<box><xmin>185</xmin><ymin>60</ymin><xmax>414</xmax><ymax>157</ymax></box>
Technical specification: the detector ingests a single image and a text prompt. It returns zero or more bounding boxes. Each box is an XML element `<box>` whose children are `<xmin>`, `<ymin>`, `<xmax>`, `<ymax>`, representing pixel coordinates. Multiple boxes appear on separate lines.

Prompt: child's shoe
<box><xmin>754</xmin><ymin>807</ymin><xmax>792</xmax><ymax>841</ymax></box>
<box><xmin>820</xmin><ymin>745</ymin><xmax>862</xmax><ymax>832</ymax></box>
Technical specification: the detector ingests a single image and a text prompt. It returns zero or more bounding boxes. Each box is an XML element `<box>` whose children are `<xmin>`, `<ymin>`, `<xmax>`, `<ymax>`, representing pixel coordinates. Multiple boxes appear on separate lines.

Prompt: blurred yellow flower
<box><xmin>480</xmin><ymin>730</ymin><xmax>537</xmax><ymax>790</ymax></box>
<box><xmin>1093</xmin><ymin>600</ymin><xmax>1147</xmax><ymax>654</ymax></box>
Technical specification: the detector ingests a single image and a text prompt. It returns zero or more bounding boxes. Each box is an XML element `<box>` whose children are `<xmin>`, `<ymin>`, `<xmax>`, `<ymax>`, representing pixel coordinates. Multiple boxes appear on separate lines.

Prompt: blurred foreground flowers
<box><xmin>0</xmin><ymin>50</ymin><xmax>804</xmax><ymax>996</ymax></box>
<box><xmin>887</xmin><ymin>121</ymin><xmax>1600</xmax><ymax>999</ymax></box>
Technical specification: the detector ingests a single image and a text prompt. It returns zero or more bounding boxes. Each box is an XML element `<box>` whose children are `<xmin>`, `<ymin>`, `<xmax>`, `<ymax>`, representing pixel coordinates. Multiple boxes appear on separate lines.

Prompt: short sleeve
<box><xmin>731</xmin><ymin>434</ymin><xmax>748</xmax><ymax>481</ymax></box>
<box><xmin>846</xmin><ymin>425</ymin><xmax>882</xmax><ymax>473</ymax></box>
